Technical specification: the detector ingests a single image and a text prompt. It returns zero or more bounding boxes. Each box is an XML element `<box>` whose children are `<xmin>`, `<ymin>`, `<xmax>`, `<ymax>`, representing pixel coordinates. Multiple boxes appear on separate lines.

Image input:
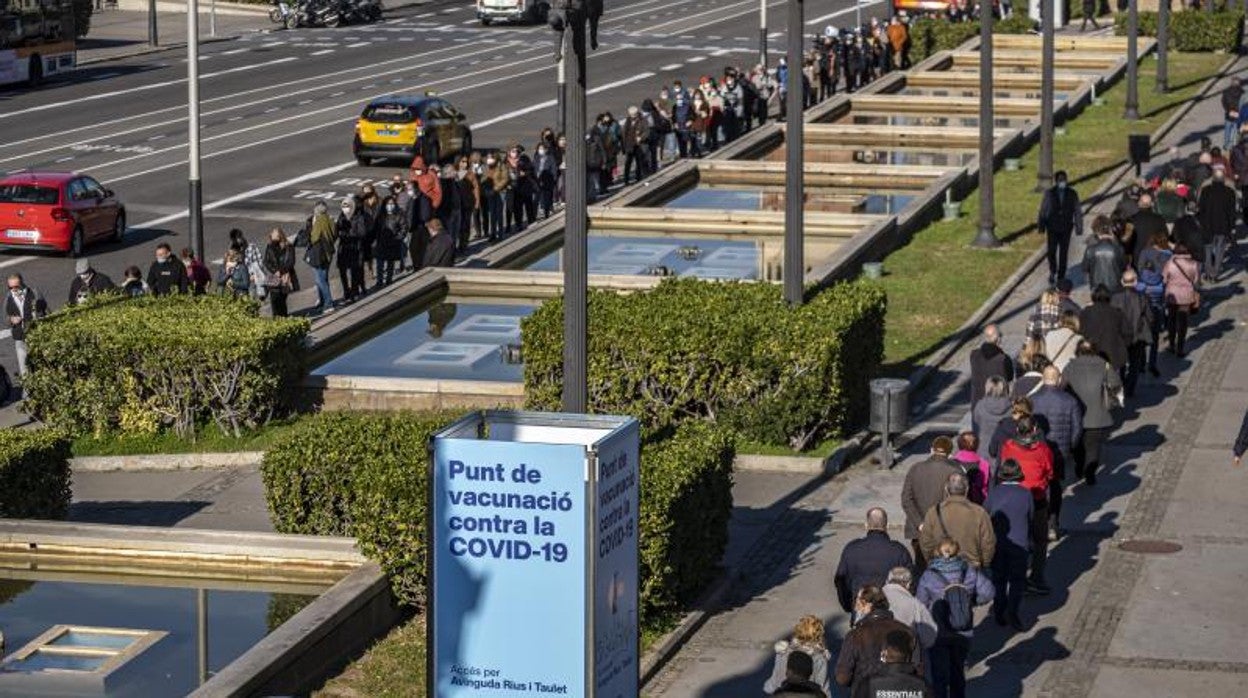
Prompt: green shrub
<box><xmin>262</xmin><ymin>411</ymin><xmax>458</xmax><ymax>605</ymax></box>
<box><xmin>907</xmin><ymin>15</ymin><xmax>1036</xmax><ymax>64</ymax></box>
<box><xmin>24</xmin><ymin>295</ymin><xmax>308</xmax><ymax>439</ymax></box>
<box><xmin>638</xmin><ymin>421</ymin><xmax>734</xmax><ymax>617</ymax></box>
<box><xmin>262</xmin><ymin>411</ymin><xmax>737</xmax><ymax>625</ymax></box>
<box><xmin>1114</xmin><ymin>10</ymin><xmax>1245</xmax><ymax>52</ymax></box>
<box><xmin>522</xmin><ymin>279</ymin><xmax>886</xmax><ymax>451</ymax></box>
<box><xmin>0</xmin><ymin>429</ymin><xmax>71</xmax><ymax>519</ymax></box>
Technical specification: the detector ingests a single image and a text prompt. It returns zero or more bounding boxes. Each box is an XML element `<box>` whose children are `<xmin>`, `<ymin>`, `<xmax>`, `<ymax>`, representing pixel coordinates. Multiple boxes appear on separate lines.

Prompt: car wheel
<box><xmin>356</xmin><ymin>155</ymin><xmax>370</xmax><ymax>166</ymax></box>
<box><xmin>69</xmin><ymin>226</ymin><xmax>84</xmax><ymax>258</ymax></box>
<box><xmin>27</xmin><ymin>55</ymin><xmax>43</xmax><ymax>88</ymax></box>
<box><xmin>285</xmin><ymin>13</ymin><xmax>299</xmax><ymax>29</ymax></box>
<box><xmin>480</xmin><ymin>17</ymin><xmax>492</xmax><ymax>26</ymax></box>
<box><xmin>325</xmin><ymin>12</ymin><xmax>341</xmax><ymax>27</ymax></box>
<box><xmin>112</xmin><ymin>211</ymin><xmax>126</xmax><ymax>244</ymax></box>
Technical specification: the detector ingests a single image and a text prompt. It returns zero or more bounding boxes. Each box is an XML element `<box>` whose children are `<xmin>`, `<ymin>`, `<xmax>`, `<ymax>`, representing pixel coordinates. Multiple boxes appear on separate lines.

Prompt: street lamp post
<box><xmin>973</xmin><ymin>0</ymin><xmax>999</xmax><ymax>248</ymax></box>
<box><xmin>553</xmin><ymin>0</ymin><xmax>599</xmax><ymax>413</ymax></box>
<box><xmin>784</xmin><ymin>0</ymin><xmax>804</xmax><ymax>305</ymax></box>
<box><xmin>556</xmin><ymin>53</ymin><xmax>566</xmax><ymax>134</ymax></box>
<box><xmin>148</xmin><ymin>0</ymin><xmax>158</xmax><ymax>46</ymax></box>
<box><xmin>187</xmin><ymin>0</ymin><xmax>205</xmax><ymax>263</ymax></box>
<box><xmin>759</xmin><ymin>0</ymin><xmax>767</xmax><ymax>69</ymax></box>
<box><xmin>1124</xmin><ymin>0</ymin><xmax>1140</xmax><ymax>120</ymax></box>
<box><xmin>1037</xmin><ymin>0</ymin><xmax>1054</xmax><ymax>192</ymax></box>
<box><xmin>1156</xmin><ymin>0</ymin><xmax>1169</xmax><ymax>93</ymax></box>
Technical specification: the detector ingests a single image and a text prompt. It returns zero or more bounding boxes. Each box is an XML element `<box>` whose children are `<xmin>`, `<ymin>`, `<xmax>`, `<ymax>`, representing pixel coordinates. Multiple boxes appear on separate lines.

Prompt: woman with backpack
<box><xmin>916</xmin><ymin>538</ymin><xmax>995</xmax><ymax>698</ymax></box>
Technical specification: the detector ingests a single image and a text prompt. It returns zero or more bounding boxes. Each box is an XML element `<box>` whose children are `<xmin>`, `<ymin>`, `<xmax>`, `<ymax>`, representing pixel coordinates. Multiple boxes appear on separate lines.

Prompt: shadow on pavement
<box><xmin>68</xmin><ymin>500</ymin><xmax>210</xmax><ymax>526</ymax></box>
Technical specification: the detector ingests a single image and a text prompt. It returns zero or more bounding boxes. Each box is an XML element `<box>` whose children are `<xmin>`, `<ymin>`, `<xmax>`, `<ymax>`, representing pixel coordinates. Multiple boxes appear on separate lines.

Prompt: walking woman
<box><xmin>1064</xmin><ymin>340</ymin><xmax>1123</xmax><ymax>486</ymax></box>
<box><xmin>1162</xmin><ymin>242</ymin><xmax>1201</xmax><ymax>358</ymax></box>
<box><xmin>375</xmin><ymin>195</ymin><xmax>407</xmax><ymax>288</ymax></box>
<box><xmin>262</xmin><ymin>227</ymin><xmax>297</xmax><ymax>317</ymax></box>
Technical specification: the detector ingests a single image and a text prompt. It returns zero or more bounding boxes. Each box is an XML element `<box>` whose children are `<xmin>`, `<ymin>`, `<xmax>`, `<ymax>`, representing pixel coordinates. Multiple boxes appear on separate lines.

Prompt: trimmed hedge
<box><xmin>261</xmin><ymin>411</ymin><xmax>736</xmax><ymax>623</ymax></box>
<box><xmin>1114</xmin><ymin>10</ymin><xmax>1245</xmax><ymax>52</ymax></box>
<box><xmin>262</xmin><ymin>411</ymin><xmax>455</xmax><ymax>605</ymax></box>
<box><xmin>0</xmin><ymin>429</ymin><xmax>71</xmax><ymax>519</ymax></box>
<box><xmin>907</xmin><ymin>15</ymin><xmax>1036</xmax><ymax>64</ymax></box>
<box><xmin>638</xmin><ymin>421</ymin><xmax>734</xmax><ymax>616</ymax></box>
<box><xmin>24</xmin><ymin>295</ymin><xmax>308</xmax><ymax>439</ymax></box>
<box><xmin>522</xmin><ymin>279</ymin><xmax>887</xmax><ymax>451</ymax></box>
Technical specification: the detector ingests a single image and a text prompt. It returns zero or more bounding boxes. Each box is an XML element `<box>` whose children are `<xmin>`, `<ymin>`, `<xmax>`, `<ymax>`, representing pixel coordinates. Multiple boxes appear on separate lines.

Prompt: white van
<box><xmin>476</xmin><ymin>0</ymin><xmax>549</xmax><ymax>25</ymax></box>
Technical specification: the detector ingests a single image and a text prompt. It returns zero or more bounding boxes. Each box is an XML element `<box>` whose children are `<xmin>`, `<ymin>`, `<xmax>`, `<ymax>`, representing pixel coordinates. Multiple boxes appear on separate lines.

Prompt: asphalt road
<box><xmin>0</xmin><ymin>0</ymin><xmax>887</xmax><ymax>372</ymax></box>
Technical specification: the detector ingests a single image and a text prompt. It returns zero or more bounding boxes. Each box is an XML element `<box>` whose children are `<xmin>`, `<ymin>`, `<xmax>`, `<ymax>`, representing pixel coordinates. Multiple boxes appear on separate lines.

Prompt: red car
<box><xmin>0</xmin><ymin>171</ymin><xmax>126</xmax><ymax>257</ymax></box>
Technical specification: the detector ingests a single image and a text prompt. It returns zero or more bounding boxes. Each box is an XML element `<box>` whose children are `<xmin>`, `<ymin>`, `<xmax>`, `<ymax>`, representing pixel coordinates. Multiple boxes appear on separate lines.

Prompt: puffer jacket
<box><xmin>1162</xmin><ymin>253</ymin><xmax>1201</xmax><ymax>307</ymax></box>
<box><xmin>999</xmin><ymin>432</ymin><xmax>1054</xmax><ymax>501</ymax></box>
<box><xmin>1029</xmin><ymin>385</ymin><xmax>1083</xmax><ymax>456</ymax></box>
<box><xmin>916</xmin><ymin>556</ymin><xmax>995</xmax><ymax>640</ymax></box>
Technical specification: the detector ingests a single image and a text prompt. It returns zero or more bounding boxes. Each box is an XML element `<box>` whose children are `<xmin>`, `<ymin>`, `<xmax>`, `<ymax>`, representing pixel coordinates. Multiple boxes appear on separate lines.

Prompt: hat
<box><xmin>75</xmin><ymin>258</ymin><xmax>91</xmax><ymax>275</ymax></box>
<box><xmin>786</xmin><ymin>650</ymin><xmax>814</xmax><ymax>679</ymax></box>
<box><xmin>998</xmin><ymin>459</ymin><xmax>1024</xmax><ymax>482</ymax></box>
<box><xmin>627</xmin><ymin>105</ymin><xmax>640</xmax><ymax>116</ymax></box>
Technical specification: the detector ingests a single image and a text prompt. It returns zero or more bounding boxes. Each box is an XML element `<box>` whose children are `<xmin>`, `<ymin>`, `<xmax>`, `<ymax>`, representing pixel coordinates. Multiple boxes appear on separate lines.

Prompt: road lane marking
<box><xmin>0</xmin><ymin>57</ymin><xmax>299</xmax><ymax>120</ymax></box>
<box><xmin>220</xmin><ymin>47</ymin><xmax>249</xmax><ymax>55</ymax></box>
<box><xmin>311</xmin><ymin>48</ymin><xmax>335</xmax><ymax>55</ymax></box>
<box><xmin>806</xmin><ymin>0</ymin><xmax>884</xmax><ymax>25</ymax></box>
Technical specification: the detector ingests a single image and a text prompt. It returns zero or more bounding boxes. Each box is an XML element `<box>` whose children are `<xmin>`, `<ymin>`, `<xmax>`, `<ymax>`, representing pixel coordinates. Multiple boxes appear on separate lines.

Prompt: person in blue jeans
<box><xmin>305</xmin><ymin>200</ymin><xmax>336</xmax><ymax>314</ymax></box>
<box><xmin>916</xmin><ymin>536</ymin><xmax>995</xmax><ymax>698</ymax></box>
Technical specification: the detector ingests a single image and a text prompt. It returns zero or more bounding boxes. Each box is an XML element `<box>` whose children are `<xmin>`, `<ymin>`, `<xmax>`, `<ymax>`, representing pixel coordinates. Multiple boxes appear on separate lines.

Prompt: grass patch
<box><xmin>878</xmin><ymin>51</ymin><xmax>1228</xmax><ymax>376</ymax></box>
<box><xmin>315</xmin><ymin>615</ymin><xmax>426</xmax><ymax>698</ymax></box>
<box><xmin>69</xmin><ymin>415</ymin><xmax>307</xmax><ymax>457</ymax></box>
<box><xmin>736</xmin><ymin>437</ymin><xmax>845</xmax><ymax>458</ymax></box>
<box><xmin>313</xmin><ymin>612</ymin><xmax>679</xmax><ymax>697</ymax></box>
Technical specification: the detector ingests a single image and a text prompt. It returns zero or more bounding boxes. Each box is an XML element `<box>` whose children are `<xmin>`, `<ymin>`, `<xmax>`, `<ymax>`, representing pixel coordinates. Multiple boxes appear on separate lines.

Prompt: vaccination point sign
<box><xmin>428</xmin><ymin>410</ymin><xmax>640</xmax><ymax>698</ymax></box>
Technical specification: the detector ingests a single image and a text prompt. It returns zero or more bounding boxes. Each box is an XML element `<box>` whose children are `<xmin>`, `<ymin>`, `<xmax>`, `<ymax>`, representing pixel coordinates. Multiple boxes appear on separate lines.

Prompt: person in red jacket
<box><xmin>999</xmin><ymin>415</ymin><xmax>1055</xmax><ymax>596</ymax></box>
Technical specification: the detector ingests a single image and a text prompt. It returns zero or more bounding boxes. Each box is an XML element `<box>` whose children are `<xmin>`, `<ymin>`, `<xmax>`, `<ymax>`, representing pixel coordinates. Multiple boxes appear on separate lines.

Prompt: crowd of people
<box><xmin>760</xmin><ymin>119</ymin><xmax>1244</xmax><ymax>698</ymax></box>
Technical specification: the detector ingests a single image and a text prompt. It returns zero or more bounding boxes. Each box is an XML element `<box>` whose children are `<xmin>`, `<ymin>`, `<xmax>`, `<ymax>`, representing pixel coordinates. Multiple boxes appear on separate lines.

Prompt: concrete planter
<box><xmin>943</xmin><ymin>201</ymin><xmax>961</xmax><ymax>221</ymax></box>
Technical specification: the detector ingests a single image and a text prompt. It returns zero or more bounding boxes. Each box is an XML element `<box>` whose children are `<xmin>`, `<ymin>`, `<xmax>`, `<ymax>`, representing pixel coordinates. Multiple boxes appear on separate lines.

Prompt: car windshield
<box><xmin>362</xmin><ymin>103</ymin><xmax>419</xmax><ymax>123</ymax></box>
<box><xmin>0</xmin><ymin>184</ymin><xmax>59</xmax><ymax>205</ymax></box>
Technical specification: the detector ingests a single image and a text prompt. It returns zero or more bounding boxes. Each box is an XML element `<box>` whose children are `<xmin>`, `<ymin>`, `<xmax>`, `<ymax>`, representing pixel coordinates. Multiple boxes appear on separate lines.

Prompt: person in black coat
<box><xmin>262</xmin><ymin>228</ymin><xmax>298</xmax><ymax>318</ymax></box>
<box><xmin>1234</xmin><ymin>405</ymin><xmax>1248</xmax><ymax>467</ymax></box>
<box><xmin>969</xmin><ymin>324</ymin><xmax>1014</xmax><ymax>406</ymax></box>
<box><xmin>423</xmin><ymin>219</ymin><xmax>455</xmax><ymax>268</ymax></box>
<box><xmin>1079</xmin><ymin>285</ymin><xmax>1130</xmax><ymax>370</ymax></box>
<box><xmin>146</xmin><ymin>243</ymin><xmax>189</xmax><ymax>296</ymax></box>
<box><xmin>851</xmin><ymin>630</ymin><xmax>933</xmax><ymax>698</ymax></box>
<box><xmin>1130</xmin><ymin>194</ymin><xmax>1169</xmax><ymax>263</ymax></box>
<box><xmin>834</xmin><ymin>508</ymin><xmax>914</xmax><ymax>613</ymax></box>
<box><xmin>1197</xmin><ymin>168</ymin><xmax>1237</xmax><ymax>281</ymax></box>
<box><xmin>1037</xmin><ymin>170</ymin><xmax>1082</xmax><ymax>284</ymax></box>
<box><xmin>1171</xmin><ymin>205</ymin><xmax>1206</xmax><ymax>263</ymax></box>
<box><xmin>68</xmin><ymin>258</ymin><xmax>115</xmax><ymax>306</ymax></box>
<box><xmin>1081</xmin><ymin>220</ymin><xmax>1126</xmax><ymax>294</ymax></box>
<box><xmin>775</xmin><ymin>651</ymin><xmax>828</xmax><ymax>698</ymax></box>
<box><xmin>336</xmin><ymin>197</ymin><xmax>368</xmax><ymax>303</ymax></box>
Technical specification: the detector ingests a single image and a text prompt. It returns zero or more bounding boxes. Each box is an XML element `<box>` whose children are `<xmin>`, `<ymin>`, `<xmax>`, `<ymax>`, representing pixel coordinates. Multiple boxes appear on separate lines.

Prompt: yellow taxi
<box><xmin>352</xmin><ymin>95</ymin><xmax>473</xmax><ymax>166</ymax></box>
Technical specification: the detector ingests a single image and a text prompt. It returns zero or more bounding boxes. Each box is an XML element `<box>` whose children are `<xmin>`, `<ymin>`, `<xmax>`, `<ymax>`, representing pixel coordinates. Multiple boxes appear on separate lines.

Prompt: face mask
<box><xmin>341</xmin><ymin>207</ymin><xmax>352</xmax><ymax>214</ymax></box>
<box><xmin>413</xmin><ymin>169</ymin><xmax>423</xmax><ymax>176</ymax></box>
<box><xmin>156</xmin><ymin>254</ymin><xmax>169</xmax><ymax>263</ymax></box>
<box><xmin>538</xmin><ymin>147</ymin><xmax>547</xmax><ymax>155</ymax></box>
<box><xmin>386</xmin><ymin>203</ymin><xmax>397</xmax><ymax>213</ymax></box>
<box><xmin>1057</xmin><ymin>182</ymin><xmax>1067</xmax><ymax>190</ymax></box>
<box><xmin>406</xmin><ymin>185</ymin><xmax>416</xmax><ymax>194</ymax></box>
<box><xmin>486</xmin><ymin>159</ymin><xmax>496</xmax><ymax>166</ymax></box>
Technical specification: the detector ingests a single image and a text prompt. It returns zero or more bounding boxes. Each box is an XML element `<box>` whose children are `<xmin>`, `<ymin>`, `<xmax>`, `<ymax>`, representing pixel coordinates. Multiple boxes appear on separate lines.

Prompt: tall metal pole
<box><xmin>1156</xmin><ymin>0</ymin><xmax>1169</xmax><ymax>93</ymax></box>
<box><xmin>1037</xmin><ymin>0</ymin><xmax>1055</xmax><ymax>192</ymax></box>
<box><xmin>556</xmin><ymin>53</ymin><xmax>567</xmax><ymax>134</ymax></box>
<box><xmin>560</xmin><ymin>5</ymin><xmax>588</xmax><ymax>413</ymax></box>
<box><xmin>148</xmin><ymin>0</ymin><xmax>158</xmax><ymax>46</ymax></box>
<box><xmin>196</xmin><ymin>589</ymin><xmax>208</xmax><ymax>685</ymax></box>
<box><xmin>211</xmin><ymin>0</ymin><xmax>217</xmax><ymax>38</ymax></box>
<box><xmin>784</xmin><ymin>0</ymin><xmax>804</xmax><ymax>305</ymax></box>
<box><xmin>973</xmin><ymin>1</ymin><xmax>1000</xmax><ymax>248</ymax></box>
<box><xmin>1124</xmin><ymin>0</ymin><xmax>1140</xmax><ymax>120</ymax></box>
<box><xmin>759</xmin><ymin>0</ymin><xmax>767</xmax><ymax>69</ymax></box>
<box><xmin>188</xmin><ymin>0</ymin><xmax>205</xmax><ymax>263</ymax></box>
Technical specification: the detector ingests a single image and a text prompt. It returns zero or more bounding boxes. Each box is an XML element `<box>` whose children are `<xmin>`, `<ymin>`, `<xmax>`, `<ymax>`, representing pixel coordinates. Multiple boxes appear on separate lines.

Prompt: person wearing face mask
<box><xmin>68</xmin><ymin>258</ymin><xmax>115</xmax><ymax>306</ymax></box>
<box><xmin>719</xmin><ymin>76</ymin><xmax>744</xmax><ymax>144</ymax></box>
<box><xmin>468</xmin><ymin>152</ymin><xmax>486</xmax><ymax>239</ymax></box>
<box><xmin>262</xmin><ymin>227</ymin><xmax>297</xmax><ymax>317</ymax></box>
<box><xmin>534</xmin><ymin>143</ymin><xmax>558</xmax><ymax>218</ymax></box>
<box><xmin>593</xmin><ymin>114</ymin><xmax>620</xmax><ymax>191</ymax></box>
<box><xmin>554</xmin><ymin>133</ymin><xmax>568</xmax><ymax>205</ymax></box>
<box><xmin>409</xmin><ymin>156</ymin><xmax>442</xmax><ymax>271</ymax></box>
<box><xmin>147</xmin><ymin>243</ymin><xmax>189</xmax><ymax>296</ymax></box>
<box><xmin>622</xmin><ymin>106</ymin><xmax>651</xmax><ymax>186</ymax></box>
<box><xmin>1197</xmin><ymin>164</ymin><xmax>1236</xmax><ymax>282</ymax></box>
<box><xmin>5</xmin><ymin>273</ymin><xmax>46</xmax><ymax>379</ymax></box>
<box><xmin>672</xmin><ymin>85</ymin><xmax>695</xmax><ymax>159</ymax></box>
<box><xmin>357</xmin><ymin>185</ymin><xmax>382</xmax><ymax>284</ymax></box>
<box><xmin>454</xmin><ymin>157</ymin><xmax>478</xmax><ymax>253</ymax></box>
<box><xmin>1036</xmin><ymin>170</ymin><xmax>1083</xmax><ymax>285</ymax></box>
<box><xmin>336</xmin><ymin>196</ymin><xmax>368</xmax><ymax>303</ymax></box>
<box><xmin>483</xmin><ymin>154</ymin><xmax>507</xmax><ymax>240</ymax></box>
<box><xmin>585</xmin><ymin>131</ymin><xmax>608</xmax><ymax>201</ymax></box>
<box><xmin>435</xmin><ymin>163</ymin><xmax>462</xmax><ymax>253</ymax></box>
<box><xmin>375</xmin><ymin>195</ymin><xmax>407</xmax><ymax>288</ymax></box>
<box><xmin>834</xmin><ymin>586</ymin><xmax>919</xmax><ymax>694</ymax></box>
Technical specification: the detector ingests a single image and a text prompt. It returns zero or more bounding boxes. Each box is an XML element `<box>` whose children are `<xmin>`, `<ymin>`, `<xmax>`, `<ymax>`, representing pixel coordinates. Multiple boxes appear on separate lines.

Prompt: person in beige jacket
<box><xmin>918</xmin><ymin>472</ymin><xmax>997</xmax><ymax>569</ymax></box>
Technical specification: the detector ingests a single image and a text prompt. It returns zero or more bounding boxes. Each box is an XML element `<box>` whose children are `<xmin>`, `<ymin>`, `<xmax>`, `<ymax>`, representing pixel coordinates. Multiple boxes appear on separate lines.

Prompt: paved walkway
<box><xmin>78</xmin><ymin>7</ymin><xmax>271</xmax><ymax>64</ymax></box>
<box><xmin>646</xmin><ymin>58</ymin><xmax>1248</xmax><ymax>698</ymax></box>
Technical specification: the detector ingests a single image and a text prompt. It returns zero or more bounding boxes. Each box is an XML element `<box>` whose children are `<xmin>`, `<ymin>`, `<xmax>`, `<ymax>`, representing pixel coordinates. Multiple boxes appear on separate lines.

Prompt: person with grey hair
<box><xmin>5</xmin><ymin>273</ymin><xmax>45</xmax><ymax>379</ymax></box>
<box><xmin>1112</xmin><ymin>267</ymin><xmax>1153</xmax><ymax>397</ymax></box>
<box><xmin>918</xmin><ymin>472</ymin><xmax>996</xmax><ymax>569</ymax></box>
<box><xmin>972</xmin><ymin>376</ymin><xmax>1011</xmax><ymax>458</ymax></box>
<box><xmin>969</xmin><ymin>324</ymin><xmax>1014</xmax><ymax>407</ymax></box>
<box><xmin>882</xmin><ymin>566</ymin><xmax>937</xmax><ymax>651</ymax></box>
<box><xmin>834</xmin><ymin>508</ymin><xmax>913</xmax><ymax>614</ymax></box>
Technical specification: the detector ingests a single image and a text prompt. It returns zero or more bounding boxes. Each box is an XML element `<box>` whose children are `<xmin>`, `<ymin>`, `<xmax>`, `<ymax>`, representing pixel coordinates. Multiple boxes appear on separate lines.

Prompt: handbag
<box><xmin>1170</xmin><ymin>260</ymin><xmax>1202</xmax><ymax>311</ymax></box>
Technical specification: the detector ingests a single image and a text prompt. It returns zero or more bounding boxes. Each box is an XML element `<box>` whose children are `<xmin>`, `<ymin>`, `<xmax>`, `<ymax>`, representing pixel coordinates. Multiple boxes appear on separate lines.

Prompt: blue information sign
<box><xmin>430</xmin><ymin>412</ymin><xmax>639</xmax><ymax>698</ymax></box>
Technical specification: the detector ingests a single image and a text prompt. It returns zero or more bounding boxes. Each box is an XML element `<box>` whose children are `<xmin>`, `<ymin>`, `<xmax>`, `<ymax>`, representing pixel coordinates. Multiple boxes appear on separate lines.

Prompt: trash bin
<box><xmin>869</xmin><ymin>378</ymin><xmax>909</xmax><ymax>469</ymax></box>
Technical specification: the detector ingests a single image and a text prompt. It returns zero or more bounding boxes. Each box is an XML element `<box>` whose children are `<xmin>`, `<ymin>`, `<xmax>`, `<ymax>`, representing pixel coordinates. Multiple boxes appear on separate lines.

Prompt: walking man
<box><xmin>6</xmin><ymin>274</ymin><xmax>46</xmax><ymax>379</ymax></box>
<box><xmin>985</xmin><ymin>459</ymin><xmax>1033</xmax><ymax>631</ymax></box>
<box><xmin>835</xmin><ymin>508</ymin><xmax>914</xmax><ymax>614</ymax></box>
<box><xmin>901</xmin><ymin>436</ymin><xmax>961</xmax><ymax>570</ymax></box>
<box><xmin>1037</xmin><ymin>171</ymin><xmax>1083</xmax><ymax>285</ymax></box>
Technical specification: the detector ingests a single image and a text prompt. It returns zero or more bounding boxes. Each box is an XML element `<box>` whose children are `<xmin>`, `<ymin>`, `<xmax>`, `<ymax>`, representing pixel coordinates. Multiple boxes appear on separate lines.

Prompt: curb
<box><xmin>70</xmin><ymin>450</ymin><xmax>264</xmax><ymax>472</ymax></box>
<box><xmin>905</xmin><ymin>50</ymin><xmax>1243</xmax><ymax>406</ymax></box>
<box><xmin>77</xmin><ymin>33</ymin><xmax>246</xmax><ymax>66</ymax></box>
